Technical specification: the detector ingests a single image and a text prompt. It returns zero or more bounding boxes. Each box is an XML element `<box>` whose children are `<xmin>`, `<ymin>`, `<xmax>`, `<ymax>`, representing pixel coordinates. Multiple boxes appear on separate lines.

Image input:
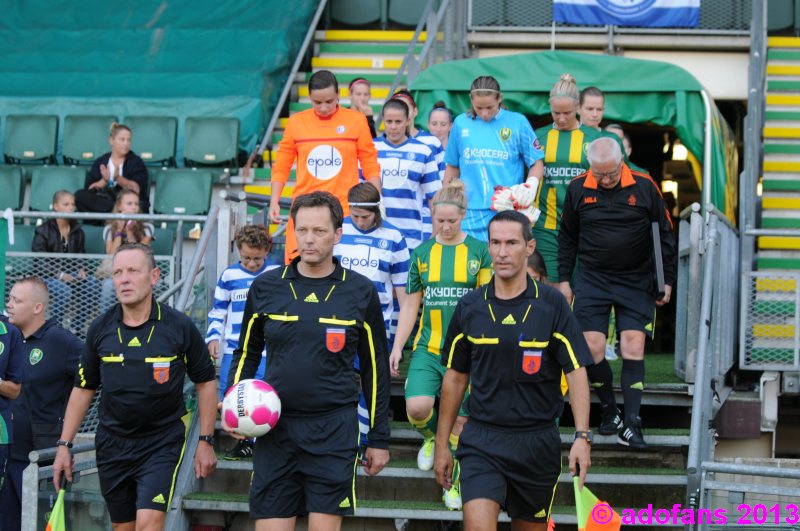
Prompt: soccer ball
<box><xmin>222</xmin><ymin>379</ymin><xmax>281</xmax><ymax>438</ymax></box>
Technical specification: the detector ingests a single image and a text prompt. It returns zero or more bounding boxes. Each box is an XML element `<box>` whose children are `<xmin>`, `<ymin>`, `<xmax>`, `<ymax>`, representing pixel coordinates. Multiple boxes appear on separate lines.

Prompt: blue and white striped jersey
<box><xmin>415</xmin><ymin>128</ymin><xmax>445</xmax><ymax>179</ymax></box>
<box><xmin>206</xmin><ymin>262</ymin><xmax>278</xmax><ymax>356</ymax></box>
<box><xmin>374</xmin><ymin>135</ymin><xmax>442</xmax><ymax>252</ymax></box>
<box><xmin>334</xmin><ymin>218</ymin><xmax>410</xmax><ymax>342</ymax></box>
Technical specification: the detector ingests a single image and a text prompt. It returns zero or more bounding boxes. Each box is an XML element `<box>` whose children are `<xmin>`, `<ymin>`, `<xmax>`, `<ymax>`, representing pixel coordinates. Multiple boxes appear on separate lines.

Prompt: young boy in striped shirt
<box><xmin>206</xmin><ymin>225</ymin><xmax>276</xmax><ymax>459</ymax></box>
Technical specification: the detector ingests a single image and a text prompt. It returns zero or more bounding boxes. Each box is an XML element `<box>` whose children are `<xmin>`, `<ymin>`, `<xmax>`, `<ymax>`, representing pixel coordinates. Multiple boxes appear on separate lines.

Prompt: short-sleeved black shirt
<box><xmin>442</xmin><ymin>277</ymin><xmax>592</xmax><ymax>428</ymax></box>
<box><xmin>77</xmin><ymin>298</ymin><xmax>215</xmax><ymax>438</ymax></box>
<box><xmin>10</xmin><ymin>319</ymin><xmax>82</xmax><ymax>460</ymax></box>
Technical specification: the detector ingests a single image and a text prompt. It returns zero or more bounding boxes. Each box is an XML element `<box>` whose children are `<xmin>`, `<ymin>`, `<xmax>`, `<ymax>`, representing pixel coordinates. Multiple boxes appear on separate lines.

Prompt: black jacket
<box><xmin>558</xmin><ymin>164</ymin><xmax>677</xmax><ymax>287</ymax></box>
<box><xmin>32</xmin><ymin>219</ymin><xmax>86</xmax><ymax>276</ymax></box>
<box><xmin>86</xmin><ymin>151</ymin><xmax>149</xmax><ymax>212</ymax></box>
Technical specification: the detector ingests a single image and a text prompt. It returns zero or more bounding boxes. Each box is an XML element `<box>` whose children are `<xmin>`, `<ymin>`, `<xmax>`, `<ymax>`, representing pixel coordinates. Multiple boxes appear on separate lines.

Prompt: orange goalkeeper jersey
<box><xmin>272</xmin><ymin>106</ymin><xmax>381</xmax><ymax>262</ymax></box>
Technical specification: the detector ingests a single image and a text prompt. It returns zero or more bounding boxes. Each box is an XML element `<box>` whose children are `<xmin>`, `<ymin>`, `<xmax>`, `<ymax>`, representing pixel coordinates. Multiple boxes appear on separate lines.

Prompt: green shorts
<box><xmin>405</xmin><ymin>349</ymin><xmax>469</xmax><ymax>416</ymax></box>
<box><xmin>531</xmin><ymin>229</ymin><xmax>559</xmax><ymax>283</ymax></box>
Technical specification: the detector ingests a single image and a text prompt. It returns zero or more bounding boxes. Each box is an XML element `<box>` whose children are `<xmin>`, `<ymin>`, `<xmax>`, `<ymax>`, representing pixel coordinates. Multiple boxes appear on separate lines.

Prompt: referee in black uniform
<box><xmin>435</xmin><ymin>210</ymin><xmax>593</xmax><ymax>530</ymax></box>
<box><xmin>225</xmin><ymin>191</ymin><xmax>391</xmax><ymax>531</ymax></box>
<box><xmin>558</xmin><ymin>137</ymin><xmax>676</xmax><ymax>450</ymax></box>
<box><xmin>53</xmin><ymin>243</ymin><xmax>218</xmax><ymax>530</ymax></box>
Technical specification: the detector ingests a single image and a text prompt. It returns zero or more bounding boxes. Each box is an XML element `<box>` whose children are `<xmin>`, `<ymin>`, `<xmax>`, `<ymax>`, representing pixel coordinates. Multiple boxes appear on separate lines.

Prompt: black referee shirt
<box><xmin>77</xmin><ymin>298</ymin><xmax>215</xmax><ymax>438</ymax></box>
<box><xmin>442</xmin><ymin>277</ymin><xmax>592</xmax><ymax>428</ymax></box>
<box><xmin>228</xmin><ymin>257</ymin><xmax>391</xmax><ymax>449</ymax></box>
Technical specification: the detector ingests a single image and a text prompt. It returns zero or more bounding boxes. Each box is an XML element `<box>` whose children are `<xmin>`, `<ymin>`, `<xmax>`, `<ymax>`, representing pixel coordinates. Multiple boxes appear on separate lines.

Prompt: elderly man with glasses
<box><xmin>557</xmin><ymin>137</ymin><xmax>676</xmax><ymax>450</ymax></box>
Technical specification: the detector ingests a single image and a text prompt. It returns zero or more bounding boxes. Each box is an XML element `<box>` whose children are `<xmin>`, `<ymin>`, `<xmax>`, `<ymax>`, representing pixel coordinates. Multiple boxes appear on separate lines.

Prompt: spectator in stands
<box><xmin>0</xmin><ymin>314</ymin><xmax>24</xmax><ymax>511</ymax></box>
<box><xmin>427</xmin><ymin>101</ymin><xmax>454</xmax><ymax>151</ymax></box>
<box><xmin>390</xmin><ymin>181</ymin><xmax>493</xmax><ymax>510</ymax></box>
<box><xmin>75</xmin><ymin>122</ymin><xmax>149</xmax><ymax>216</ymax></box>
<box><xmin>558</xmin><ymin>137</ymin><xmax>676</xmax><ymax>451</ymax></box>
<box><xmin>392</xmin><ymin>89</ymin><xmax>445</xmax><ymax>178</ymax></box>
<box><xmin>207</xmin><ymin>225</ymin><xmax>275</xmax><ymax>460</ymax></box>
<box><xmin>32</xmin><ymin>190</ymin><xmax>99</xmax><ymax>335</ymax></box>
<box><xmin>334</xmin><ymin>182</ymin><xmax>411</xmax><ymax>453</ymax></box>
<box><xmin>348</xmin><ymin>77</ymin><xmax>377</xmax><ymax>137</ymax></box>
<box><xmin>374</xmin><ymin>98</ymin><xmax>442</xmax><ymax>252</ymax></box>
<box><xmin>532</xmin><ymin>74</ymin><xmax>607</xmax><ymax>278</ymax></box>
<box><xmin>0</xmin><ymin>277</ymin><xmax>82</xmax><ymax>530</ymax></box>
<box><xmin>99</xmin><ymin>190</ymin><xmax>154</xmax><ymax>311</ymax></box>
<box><xmin>270</xmin><ymin>70</ymin><xmax>382</xmax><ymax>264</ymax></box>
<box><xmin>444</xmin><ymin>75</ymin><xmax>544</xmax><ymax>240</ymax></box>
<box><xmin>579</xmin><ymin>86</ymin><xmax>606</xmax><ymax>130</ymax></box>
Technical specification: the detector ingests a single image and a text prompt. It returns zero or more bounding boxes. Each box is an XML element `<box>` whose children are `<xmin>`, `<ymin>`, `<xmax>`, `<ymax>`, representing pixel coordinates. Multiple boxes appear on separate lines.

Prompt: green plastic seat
<box><xmin>4</xmin><ymin>115</ymin><xmax>59</xmax><ymax>165</ymax></box>
<box><xmin>151</xmin><ymin>226</ymin><xmax>175</xmax><ymax>256</ymax></box>
<box><xmin>81</xmin><ymin>224</ymin><xmax>107</xmax><ymax>255</ymax></box>
<box><xmin>29</xmin><ymin>166</ymin><xmax>87</xmax><ymax>211</ymax></box>
<box><xmin>124</xmin><ymin>116</ymin><xmax>178</xmax><ymax>167</ymax></box>
<box><xmin>184</xmin><ymin>117</ymin><xmax>239</xmax><ymax>168</ymax></box>
<box><xmin>153</xmin><ymin>169</ymin><xmax>213</xmax><ymax>215</ymax></box>
<box><xmin>62</xmin><ymin>115</ymin><xmax>117</xmax><ymax>165</ymax></box>
<box><xmin>330</xmin><ymin>0</ymin><xmax>387</xmax><ymax>26</ymax></box>
<box><xmin>7</xmin><ymin>224</ymin><xmax>37</xmax><ymax>277</ymax></box>
<box><xmin>388</xmin><ymin>0</ymin><xmax>436</xmax><ymax>27</ymax></box>
<box><xmin>0</xmin><ymin>166</ymin><xmax>25</xmax><ymax>210</ymax></box>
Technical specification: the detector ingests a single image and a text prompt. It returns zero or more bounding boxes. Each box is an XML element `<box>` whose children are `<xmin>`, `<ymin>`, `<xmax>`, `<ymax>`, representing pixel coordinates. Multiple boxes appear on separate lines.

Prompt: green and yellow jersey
<box><xmin>407</xmin><ymin>236</ymin><xmax>493</xmax><ymax>356</ymax></box>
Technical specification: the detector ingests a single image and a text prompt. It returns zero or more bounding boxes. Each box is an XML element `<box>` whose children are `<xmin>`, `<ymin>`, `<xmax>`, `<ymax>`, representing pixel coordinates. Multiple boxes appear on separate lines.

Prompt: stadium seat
<box><xmin>81</xmin><ymin>224</ymin><xmax>107</xmax><ymax>255</ymax></box>
<box><xmin>62</xmin><ymin>115</ymin><xmax>117</xmax><ymax>165</ymax></box>
<box><xmin>329</xmin><ymin>0</ymin><xmax>387</xmax><ymax>26</ymax></box>
<box><xmin>0</xmin><ymin>166</ymin><xmax>25</xmax><ymax>211</ymax></box>
<box><xmin>153</xmin><ymin>169</ymin><xmax>213</xmax><ymax>215</ymax></box>
<box><xmin>3</xmin><ymin>115</ymin><xmax>59</xmax><ymax>165</ymax></box>
<box><xmin>388</xmin><ymin>0</ymin><xmax>436</xmax><ymax>27</ymax></box>
<box><xmin>151</xmin><ymin>226</ymin><xmax>175</xmax><ymax>256</ymax></box>
<box><xmin>124</xmin><ymin>116</ymin><xmax>178</xmax><ymax>167</ymax></box>
<box><xmin>6</xmin><ymin>224</ymin><xmax>36</xmax><ymax>277</ymax></box>
<box><xmin>29</xmin><ymin>166</ymin><xmax>86</xmax><ymax>212</ymax></box>
<box><xmin>183</xmin><ymin>117</ymin><xmax>239</xmax><ymax>168</ymax></box>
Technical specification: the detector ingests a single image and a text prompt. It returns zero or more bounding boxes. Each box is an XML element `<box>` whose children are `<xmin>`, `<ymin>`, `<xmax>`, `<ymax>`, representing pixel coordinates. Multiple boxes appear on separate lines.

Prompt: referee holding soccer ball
<box><xmin>226</xmin><ymin>191</ymin><xmax>391</xmax><ymax>531</ymax></box>
<box><xmin>435</xmin><ymin>210</ymin><xmax>593</xmax><ymax>530</ymax></box>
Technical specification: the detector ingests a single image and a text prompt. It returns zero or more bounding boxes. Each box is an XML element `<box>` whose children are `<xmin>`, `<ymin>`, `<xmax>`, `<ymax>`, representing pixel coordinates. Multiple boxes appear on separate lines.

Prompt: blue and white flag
<box><xmin>554</xmin><ymin>0</ymin><xmax>700</xmax><ymax>28</ymax></box>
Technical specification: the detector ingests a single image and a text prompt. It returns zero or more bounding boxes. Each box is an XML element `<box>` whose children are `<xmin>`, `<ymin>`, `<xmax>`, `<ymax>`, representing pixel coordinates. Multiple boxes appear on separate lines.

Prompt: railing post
<box><xmin>21</xmin><ymin>457</ymin><xmax>40</xmax><ymax>531</ymax></box>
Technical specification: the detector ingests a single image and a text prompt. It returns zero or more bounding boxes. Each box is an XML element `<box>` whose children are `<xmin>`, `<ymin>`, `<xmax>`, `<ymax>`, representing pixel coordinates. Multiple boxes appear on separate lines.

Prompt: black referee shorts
<box><xmin>457</xmin><ymin>419</ymin><xmax>561</xmax><ymax>522</ymax></box>
<box><xmin>250</xmin><ymin>406</ymin><xmax>360</xmax><ymax>519</ymax></box>
<box><xmin>95</xmin><ymin>420</ymin><xmax>186</xmax><ymax>523</ymax></box>
<box><xmin>573</xmin><ymin>267</ymin><xmax>656</xmax><ymax>337</ymax></box>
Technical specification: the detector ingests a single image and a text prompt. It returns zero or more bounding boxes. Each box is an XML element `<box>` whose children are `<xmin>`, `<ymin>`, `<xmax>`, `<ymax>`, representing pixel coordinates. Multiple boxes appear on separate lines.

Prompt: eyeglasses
<box><xmin>593</xmin><ymin>164</ymin><xmax>622</xmax><ymax>180</ymax></box>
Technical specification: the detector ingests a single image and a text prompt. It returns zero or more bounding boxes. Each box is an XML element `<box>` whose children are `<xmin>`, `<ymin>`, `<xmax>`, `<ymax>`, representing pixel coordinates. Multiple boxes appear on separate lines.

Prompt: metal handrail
<box><xmin>379</xmin><ymin>0</ymin><xmax>451</xmax><ymax>129</ymax></box>
<box><xmin>243</xmin><ymin>0</ymin><xmax>330</xmax><ymax>176</ymax></box>
<box><xmin>11</xmin><ymin>211</ymin><xmax>207</xmax><ymax>223</ymax></box>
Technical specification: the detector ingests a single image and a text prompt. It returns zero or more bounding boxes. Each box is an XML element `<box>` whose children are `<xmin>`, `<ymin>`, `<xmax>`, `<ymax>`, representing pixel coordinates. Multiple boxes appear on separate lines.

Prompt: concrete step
<box><xmin>769</xmin><ymin>49</ymin><xmax>800</xmax><ymax>61</ymax></box>
<box><xmin>297</xmin><ymin>85</ymin><xmax>391</xmax><ymax>99</ymax></box>
<box><xmin>312</xmin><ymin>56</ymin><xmax>403</xmax><ymax>70</ymax></box>
<box><xmin>315</xmin><ymin>30</ymin><xmax>432</xmax><ymax>42</ymax></box>
<box><xmin>303</xmin><ymin>71</ymin><xmax>404</xmax><ymax>85</ymax></box>
<box><xmin>767</xmin><ymin>93</ymin><xmax>800</xmax><ymax>105</ymax></box>
<box><xmin>764</xmin><ymin>141</ymin><xmax>800</xmax><ymax>155</ymax></box>
<box><xmin>319</xmin><ymin>42</ymin><xmax>422</xmax><ymax>55</ymax></box>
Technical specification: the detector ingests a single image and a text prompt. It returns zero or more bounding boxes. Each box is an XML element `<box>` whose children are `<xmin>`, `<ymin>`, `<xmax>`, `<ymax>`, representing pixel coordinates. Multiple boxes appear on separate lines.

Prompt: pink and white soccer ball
<box><xmin>222</xmin><ymin>379</ymin><xmax>281</xmax><ymax>438</ymax></box>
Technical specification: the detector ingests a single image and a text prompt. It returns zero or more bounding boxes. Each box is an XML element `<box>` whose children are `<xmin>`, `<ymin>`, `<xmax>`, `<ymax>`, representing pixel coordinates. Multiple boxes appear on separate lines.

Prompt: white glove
<box><xmin>491</xmin><ymin>186</ymin><xmax>515</xmax><ymax>212</ymax></box>
<box><xmin>517</xmin><ymin>204</ymin><xmax>541</xmax><ymax>224</ymax></box>
<box><xmin>510</xmin><ymin>182</ymin><xmax>537</xmax><ymax>209</ymax></box>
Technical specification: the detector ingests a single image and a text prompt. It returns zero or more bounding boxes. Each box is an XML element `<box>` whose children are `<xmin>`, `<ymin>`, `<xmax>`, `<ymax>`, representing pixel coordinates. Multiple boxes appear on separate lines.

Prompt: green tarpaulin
<box><xmin>0</xmin><ymin>0</ymin><xmax>319</xmax><ymax>157</ymax></box>
<box><xmin>411</xmin><ymin>50</ymin><xmax>738</xmax><ymax>221</ymax></box>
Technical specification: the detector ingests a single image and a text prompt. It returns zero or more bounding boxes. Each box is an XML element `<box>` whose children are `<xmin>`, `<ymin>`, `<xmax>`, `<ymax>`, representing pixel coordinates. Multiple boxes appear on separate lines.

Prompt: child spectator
<box><xmin>32</xmin><ymin>190</ymin><xmax>98</xmax><ymax>334</ymax></box>
<box><xmin>207</xmin><ymin>225</ymin><xmax>275</xmax><ymax>459</ymax></box>
<box><xmin>98</xmin><ymin>190</ymin><xmax>154</xmax><ymax>311</ymax></box>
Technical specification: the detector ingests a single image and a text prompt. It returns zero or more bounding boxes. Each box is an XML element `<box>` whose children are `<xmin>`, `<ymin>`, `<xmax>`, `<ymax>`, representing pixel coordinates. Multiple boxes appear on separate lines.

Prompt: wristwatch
<box><xmin>198</xmin><ymin>434</ymin><xmax>216</xmax><ymax>446</ymax></box>
<box><xmin>56</xmin><ymin>439</ymin><xmax>73</xmax><ymax>449</ymax></box>
<box><xmin>573</xmin><ymin>431</ymin><xmax>593</xmax><ymax>444</ymax></box>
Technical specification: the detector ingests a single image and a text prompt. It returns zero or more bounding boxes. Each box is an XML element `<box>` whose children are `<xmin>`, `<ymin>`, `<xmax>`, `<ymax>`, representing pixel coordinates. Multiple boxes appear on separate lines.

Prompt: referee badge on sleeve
<box><xmin>153</xmin><ymin>362</ymin><xmax>170</xmax><ymax>384</ymax></box>
<box><xmin>326</xmin><ymin>328</ymin><xmax>346</xmax><ymax>353</ymax></box>
<box><xmin>522</xmin><ymin>350</ymin><xmax>542</xmax><ymax>375</ymax></box>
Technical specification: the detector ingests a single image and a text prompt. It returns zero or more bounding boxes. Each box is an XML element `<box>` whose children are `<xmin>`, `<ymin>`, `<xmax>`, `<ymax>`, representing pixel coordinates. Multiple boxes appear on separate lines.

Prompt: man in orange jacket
<box><xmin>270</xmin><ymin>70</ymin><xmax>382</xmax><ymax>263</ymax></box>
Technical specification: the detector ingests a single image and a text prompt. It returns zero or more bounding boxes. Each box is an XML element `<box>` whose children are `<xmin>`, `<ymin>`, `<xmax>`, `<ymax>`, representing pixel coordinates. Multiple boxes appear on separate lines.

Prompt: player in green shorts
<box><xmin>390</xmin><ymin>181</ymin><xmax>492</xmax><ymax>510</ymax></box>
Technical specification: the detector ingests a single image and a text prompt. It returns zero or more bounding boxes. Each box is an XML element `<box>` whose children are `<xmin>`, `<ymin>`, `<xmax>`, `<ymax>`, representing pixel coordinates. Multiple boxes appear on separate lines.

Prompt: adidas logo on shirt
<box><xmin>304</xmin><ymin>292</ymin><xmax>319</xmax><ymax>303</ymax></box>
<box><xmin>338</xmin><ymin>497</ymin><xmax>351</xmax><ymax>508</ymax></box>
<box><xmin>127</xmin><ymin>337</ymin><xmax>141</xmax><ymax>347</ymax></box>
<box><xmin>501</xmin><ymin>314</ymin><xmax>516</xmax><ymax>325</ymax></box>
<box><xmin>534</xmin><ymin>509</ymin><xmax>546</xmax><ymax>518</ymax></box>
<box><xmin>152</xmin><ymin>493</ymin><xmax>166</xmax><ymax>504</ymax></box>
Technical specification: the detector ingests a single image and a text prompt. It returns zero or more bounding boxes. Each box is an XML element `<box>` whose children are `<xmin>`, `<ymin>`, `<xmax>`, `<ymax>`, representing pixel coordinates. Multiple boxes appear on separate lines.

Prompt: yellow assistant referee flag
<box><xmin>45</xmin><ymin>478</ymin><xmax>67</xmax><ymax>531</ymax></box>
<box><xmin>573</xmin><ymin>476</ymin><xmax>620</xmax><ymax>531</ymax></box>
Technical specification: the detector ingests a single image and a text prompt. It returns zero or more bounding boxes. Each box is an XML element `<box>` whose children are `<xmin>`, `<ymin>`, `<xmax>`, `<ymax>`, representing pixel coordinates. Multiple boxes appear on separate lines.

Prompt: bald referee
<box><xmin>435</xmin><ymin>210</ymin><xmax>593</xmax><ymax>530</ymax></box>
